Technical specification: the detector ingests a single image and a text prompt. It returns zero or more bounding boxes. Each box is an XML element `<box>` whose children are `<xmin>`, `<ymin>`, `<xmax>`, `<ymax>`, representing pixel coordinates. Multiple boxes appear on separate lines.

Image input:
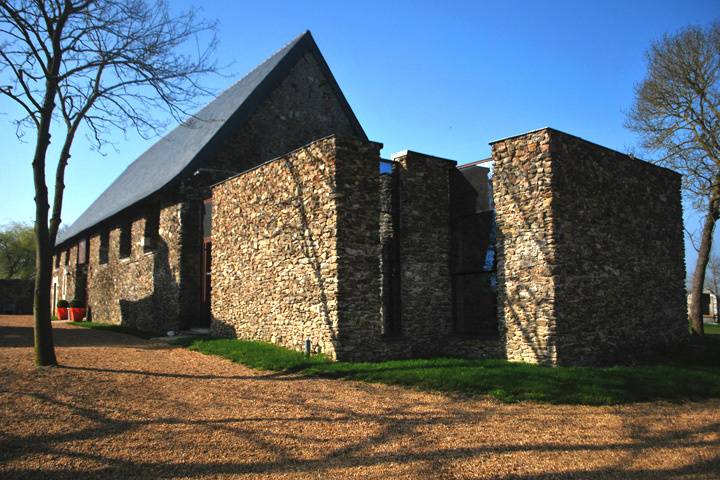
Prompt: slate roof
<box><xmin>57</xmin><ymin>31</ymin><xmax>366</xmax><ymax>246</ymax></box>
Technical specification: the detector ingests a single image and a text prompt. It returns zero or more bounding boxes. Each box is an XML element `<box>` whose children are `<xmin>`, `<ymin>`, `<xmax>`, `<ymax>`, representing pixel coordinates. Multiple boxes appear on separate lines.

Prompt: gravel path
<box><xmin>0</xmin><ymin>315</ymin><xmax>718</xmax><ymax>479</ymax></box>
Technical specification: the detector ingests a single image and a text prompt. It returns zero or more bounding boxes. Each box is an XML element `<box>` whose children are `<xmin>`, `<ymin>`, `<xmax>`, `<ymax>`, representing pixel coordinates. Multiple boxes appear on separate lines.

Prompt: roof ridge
<box><xmin>56</xmin><ymin>31</ymin><xmax>315</xmax><ymax>246</ymax></box>
<box><xmin>203</xmin><ymin>31</ymin><xmax>311</xmax><ymax>111</ymax></box>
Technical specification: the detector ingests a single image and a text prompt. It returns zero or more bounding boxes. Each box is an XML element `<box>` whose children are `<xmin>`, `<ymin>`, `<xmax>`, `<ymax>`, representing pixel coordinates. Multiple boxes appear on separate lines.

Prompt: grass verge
<box><xmin>66</xmin><ymin>321</ymin><xmax>160</xmax><ymax>339</ymax></box>
<box><xmin>705</xmin><ymin>323</ymin><xmax>720</xmax><ymax>335</ymax></box>
<box><xmin>176</xmin><ymin>335</ymin><xmax>720</xmax><ymax>405</ymax></box>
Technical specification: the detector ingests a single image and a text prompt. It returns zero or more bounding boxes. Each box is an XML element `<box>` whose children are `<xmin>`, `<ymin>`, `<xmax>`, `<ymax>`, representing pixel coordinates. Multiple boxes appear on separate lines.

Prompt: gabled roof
<box><xmin>57</xmin><ymin>31</ymin><xmax>366</xmax><ymax>246</ymax></box>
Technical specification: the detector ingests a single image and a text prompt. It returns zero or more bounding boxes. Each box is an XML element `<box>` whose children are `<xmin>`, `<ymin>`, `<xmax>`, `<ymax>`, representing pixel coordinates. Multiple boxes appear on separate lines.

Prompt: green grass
<box><xmin>66</xmin><ymin>321</ymin><xmax>159</xmax><ymax>339</ymax></box>
<box><xmin>176</xmin><ymin>336</ymin><xmax>720</xmax><ymax>405</ymax></box>
<box><xmin>68</xmin><ymin>320</ymin><xmax>720</xmax><ymax>405</ymax></box>
<box><xmin>705</xmin><ymin>323</ymin><xmax>720</xmax><ymax>335</ymax></box>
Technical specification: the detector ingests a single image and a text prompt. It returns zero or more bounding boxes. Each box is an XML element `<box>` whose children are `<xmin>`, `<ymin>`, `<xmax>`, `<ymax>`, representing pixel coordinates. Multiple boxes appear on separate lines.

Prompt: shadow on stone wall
<box><xmin>118</xmin><ymin>237</ymin><xmax>180</xmax><ymax>333</ymax></box>
<box><xmin>494</xmin><ymin>167</ymin><xmax>557</xmax><ymax>365</ymax></box>
<box><xmin>279</xmin><ymin>153</ymin><xmax>337</xmax><ymax>349</ymax></box>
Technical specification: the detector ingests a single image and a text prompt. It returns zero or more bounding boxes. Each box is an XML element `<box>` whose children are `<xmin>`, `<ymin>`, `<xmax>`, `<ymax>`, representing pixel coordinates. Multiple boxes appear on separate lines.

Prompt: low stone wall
<box><xmin>0</xmin><ymin>279</ymin><xmax>34</xmax><ymax>314</ymax></box>
<box><xmin>491</xmin><ymin>128</ymin><xmax>687</xmax><ymax>365</ymax></box>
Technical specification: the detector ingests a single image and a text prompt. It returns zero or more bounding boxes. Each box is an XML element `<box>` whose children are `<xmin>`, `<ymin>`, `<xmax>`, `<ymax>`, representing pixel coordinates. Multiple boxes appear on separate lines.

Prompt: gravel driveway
<box><xmin>1</xmin><ymin>315</ymin><xmax>718</xmax><ymax>479</ymax></box>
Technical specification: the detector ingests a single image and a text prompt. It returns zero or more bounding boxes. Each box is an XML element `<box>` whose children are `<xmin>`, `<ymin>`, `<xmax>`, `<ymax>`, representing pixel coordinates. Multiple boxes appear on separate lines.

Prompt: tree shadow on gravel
<box><xmin>1</xmin><ymin>385</ymin><xmax>718</xmax><ymax>480</ymax></box>
<box><xmin>0</xmin><ymin>324</ymin><xmax>149</xmax><ymax>349</ymax></box>
<box><xmin>59</xmin><ymin>364</ymin><xmax>299</xmax><ymax>382</ymax></box>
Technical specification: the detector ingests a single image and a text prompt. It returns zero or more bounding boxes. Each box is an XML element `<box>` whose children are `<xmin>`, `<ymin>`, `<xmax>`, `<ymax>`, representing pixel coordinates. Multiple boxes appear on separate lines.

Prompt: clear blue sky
<box><xmin>1</xmin><ymin>0</ymin><xmax>718</xmax><ymax>273</ymax></box>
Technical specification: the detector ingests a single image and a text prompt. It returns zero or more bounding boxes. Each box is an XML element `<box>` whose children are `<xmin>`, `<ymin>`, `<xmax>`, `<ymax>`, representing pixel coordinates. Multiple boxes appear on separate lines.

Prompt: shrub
<box><xmin>69</xmin><ymin>299</ymin><xmax>84</xmax><ymax>308</ymax></box>
<box><xmin>56</xmin><ymin>299</ymin><xmax>69</xmax><ymax>308</ymax></box>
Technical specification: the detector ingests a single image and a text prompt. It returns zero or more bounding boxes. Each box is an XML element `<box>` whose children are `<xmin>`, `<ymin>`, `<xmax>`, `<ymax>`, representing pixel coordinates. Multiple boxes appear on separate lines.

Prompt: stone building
<box><xmin>54</xmin><ymin>31</ymin><xmax>687</xmax><ymax>366</ymax></box>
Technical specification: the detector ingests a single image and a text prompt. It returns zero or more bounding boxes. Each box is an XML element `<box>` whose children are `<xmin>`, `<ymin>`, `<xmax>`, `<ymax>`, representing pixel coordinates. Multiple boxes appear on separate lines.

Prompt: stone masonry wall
<box><xmin>173</xmin><ymin>50</ymin><xmax>362</xmax><ymax>329</ymax></box>
<box><xmin>338</xmin><ymin>151</ymin><xmax>501</xmax><ymax>361</ymax></box>
<box><xmin>210</xmin><ymin>138</ymin><xmax>499</xmax><ymax>361</ymax></box>
<box><xmin>84</xmin><ymin>204</ymin><xmax>182</xmax><ymax>332</ymax></box>
<box><xmin>55</xmin><ymin>48</ymin><xmax>363</xmax><ymax>332</ymax></box>
<box><xmin>491</xmin><ymin>128</ymin><xmax>687</xmax><ymax>365</ymax></box>
<box><xmin>550</xmin><ymin>130</ymin><xmax>687</xmax><ymax>364</ymax></box>
<box><xmin>491</xmin><ymin>130</ymin><xmax>557</xmax><ymax>364</ymax></box>
<box><xmin>211</xmin><ymin>136</ymin><xmax>366</xmax><ymax>357</ymax></box>
<box><xmin>52</xmin><ymin>244</ymin><xmax>83</xmax><ymax>309</ymax></box>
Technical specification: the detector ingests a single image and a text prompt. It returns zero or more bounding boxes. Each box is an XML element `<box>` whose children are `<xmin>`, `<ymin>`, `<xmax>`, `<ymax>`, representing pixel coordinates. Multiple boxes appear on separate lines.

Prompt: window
<box><xmin>64</xmin><ymin>249</ymin><xmax>70</xmax><ymax>265</ymax></box>
<box><xmin>453</xmin><ymin>211</ymin><xmax>499</xmax><ymax>336</ymax></box>
<box><xmin>202</xmin><ymin>198</ymin><xmax>212</xmax><ymax>240</ymax></box>
<box><xmin>143</xmin><ymin>209</ymin><xmax>160</xmax><ymax>253</ymax></box>
<box><xmin>77</xmin><ymin>239</ymin><xmax>87</xmax><ymax>265</ymax></box>
<box><xmin>54</xmin><ymin>252</ymin><xmax>60</xmax><ymax>268</ymax></box>
<box><xmin>99</xmin><ymin>231</ymin><xmax>109</xmax><ymax>264</ymax></box>
<box><xmin>119</xmin><ymin>223</ymin><xmax>132</xmax><ymax>258</ymax></box>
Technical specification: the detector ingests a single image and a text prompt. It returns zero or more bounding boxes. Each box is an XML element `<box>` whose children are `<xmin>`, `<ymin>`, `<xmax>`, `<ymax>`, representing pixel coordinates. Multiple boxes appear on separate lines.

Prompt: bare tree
<box><xmin>0</xmin><ymin>0</ymin><xmax>218</xmax><ymax>365</ymax></box>
<box><xmin>705</xmin><ymin>251</ymin><xmax>720</xmax><ymax>296</ymax></box>
<box><xmin>627</xmin><ymin>23</ymin><xmax>720</xmax><ymax>336</ymax></box>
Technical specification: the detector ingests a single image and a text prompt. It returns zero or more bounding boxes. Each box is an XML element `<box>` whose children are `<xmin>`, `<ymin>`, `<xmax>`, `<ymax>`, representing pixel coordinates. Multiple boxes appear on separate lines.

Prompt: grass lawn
<box><xmin>705</xmin><ymin>323</ymin><xmax>720</xmax><ymax>335</ymax></box>
<box><xmin>66</xmin><ymin>321</ymin><xmax>160</xmax><ymax>339</ymax></box>
<box><xmin>67</xmin><ymin>320</ymin><xmax>720</xmax><ymax>405</ymax></box>
<box><xmin>173</xmin><ymin>335</ymin><xmax>720</xmax><ymax>405</ymax></box>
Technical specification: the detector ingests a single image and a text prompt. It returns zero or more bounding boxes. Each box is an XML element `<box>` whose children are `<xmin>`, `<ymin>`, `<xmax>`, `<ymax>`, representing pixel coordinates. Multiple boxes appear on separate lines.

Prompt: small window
<box><xmin>64</xmin><ymin>249</ymin><xmax>70</xmax><ymax>265</ymax></box>
<box><xmin>143</xmin><ymin>209</ymin><xmax>160</xmax><ymax>253</ymax></box>
<box><xmin>77</xmin><ymin>239</ymin><xmax>87</xmax><ymax>265</ymax></box>
<box><xmin>119</xmin><ymin>223</ymin><xmax>132</xmax><ymax>258</ymax></box>
<box><xmin>54</xmin><ymin>252</ymin><xmax>60</xmax><ymax>268</ymax></box>
<box><xmin>99</xmin><ymin>231</ymin><xmax>109</xmax><ymax>264</ymax></box>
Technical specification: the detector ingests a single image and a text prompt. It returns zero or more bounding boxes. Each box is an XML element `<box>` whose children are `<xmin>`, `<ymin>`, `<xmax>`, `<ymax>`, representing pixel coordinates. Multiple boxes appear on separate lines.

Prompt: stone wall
<box><xmin>52</xmin><ymin>243</ymin><xmax>84</xmax><ymax>309</ymax></box>
<box><xmin>211</xmin><ymin>136</ymin><xmax>372</xmax><ymax>357</ymax></box>
<box><xmin>54</xmin><ymin>48</ymin><xmax>364</xmax><ymax>332</ymax></box>
<box><xmin>491</xmin><ymin>128</ymin><xmax>686</xmax><ymax>365</ymax></box>
<box><xmin>364</xmin><ymin>151</ymin><xmax>500</xmax><ymax>360</ymax></box>
<box><xmin>0</xmin><ymin>279</ymin><xmax>33</xmax><ymax>314</ymax></box>
<box><xmin>82</xmin><ymin>203</ymin><xmax>182</xmax><ymax>332</ymax></box>
<box><xmin>211</xmin><ymin>138</ymin><xmax>502</xmax><ymax>361</ymax></box>
<box><xmin>550</xmin><ymin>130</ymin><xmax>687</xmax><ymax>364</ymax></box>
<box><xmin>171</xmin><ymin>49</ymin><xmax>364</xmax><ymax>329</ymax></box>
<box><xmin>491</xmin><ymin>130</ymin><xmax>557</xmax><ymax>364</ymax></box>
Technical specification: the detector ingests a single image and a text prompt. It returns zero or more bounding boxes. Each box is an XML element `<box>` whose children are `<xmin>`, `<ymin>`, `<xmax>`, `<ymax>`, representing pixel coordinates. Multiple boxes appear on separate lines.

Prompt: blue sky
<box><xmin>1</xmin><ymin>0</ymin><xmax>718</xmax><ymax>272</ymax></box>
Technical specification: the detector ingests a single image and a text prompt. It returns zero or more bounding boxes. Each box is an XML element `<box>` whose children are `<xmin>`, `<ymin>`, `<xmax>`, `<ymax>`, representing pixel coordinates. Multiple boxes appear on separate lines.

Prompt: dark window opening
<box><xmin>99</xmin><ymin>231</ymin><xmax>109</xmax><ymax>264</ymax></box>
<box><xmin>380</xmin><ymin>164</ymin><xmax>401</xmax><ymax>336</ymax></box>
<box><xmin>77</xmin><ymin>239</ymin><xmax>87</xmax><ymax>265</ymax></box>
<box><xmin>454</xmin><ymin>272</ymin><xmax>498</xmax><ymax>336</ymax></box>
<box><xmin>452</xmin><ymin>210</ymin><xmax>499</xmax><ymax>336</ymax></box>
<box><xmin>202</xmin><ymin>198</ymin><xmax>212</xmax><ymax>241</ymax></box>
<box><xmin>119</xmin><ymin>224</ymin><xmax>132</xmax><ymax>258</ymax></box>
<box><xmin>144</xmin><ymin>209</ymin><xmax>160</xmax><ymax>253</ymax></box>
<box><xmin>54</xmin><ymin>252</ymin><xmax>60</xmax><ymax>268</ymax></box>
<box><xmin>64</xmin><ymin>249</ymin><xmax>70</xmax><ymax>265</ymax></box>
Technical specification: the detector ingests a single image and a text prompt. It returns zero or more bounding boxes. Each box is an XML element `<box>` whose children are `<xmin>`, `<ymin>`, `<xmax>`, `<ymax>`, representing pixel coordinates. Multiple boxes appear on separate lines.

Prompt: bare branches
<box><xmin>627</xmin><ymin>23</ymin><xmax>720</xmax><ymax>204</ymax></box>
<box><xmin>1</xmin><ymin>0</ymin><xmax>219</xmax><ymax>147</ymax></box>
<box><xmin>0</xmin><ymin>0</ymin><xmax>219</xmax><ymax>364</ymax></box>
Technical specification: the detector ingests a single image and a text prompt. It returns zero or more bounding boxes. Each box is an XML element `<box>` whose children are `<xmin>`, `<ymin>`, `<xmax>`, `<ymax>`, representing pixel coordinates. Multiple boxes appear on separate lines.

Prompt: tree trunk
<box><xmin>689</xmin><ymin>191</ymin><xmax>720</xmax><ymax>336</ymax></box>
<box><xmin>33</xmin><ymin>234</ymin><xmax>56</xmax><ymax>366</ymax></box>
<box><xmin>32</xmin><ymin>94</ymin><xmax>60</xmax><ymax>366</ymax></box>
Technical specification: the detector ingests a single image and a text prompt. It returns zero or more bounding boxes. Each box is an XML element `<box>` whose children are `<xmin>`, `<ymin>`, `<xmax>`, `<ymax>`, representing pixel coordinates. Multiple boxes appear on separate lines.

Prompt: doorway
<box><xmin>199</xmin><ymin>198</ymin><xmax>212</xmax><ymax>327</ymax></box>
